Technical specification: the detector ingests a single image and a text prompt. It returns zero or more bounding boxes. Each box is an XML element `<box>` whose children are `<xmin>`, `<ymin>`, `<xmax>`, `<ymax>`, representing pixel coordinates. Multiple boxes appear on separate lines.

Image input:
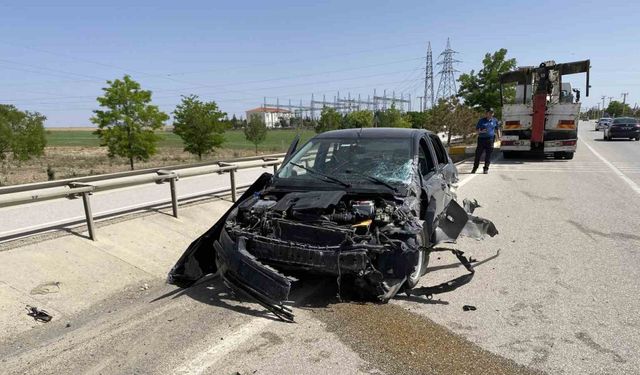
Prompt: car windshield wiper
<box><xmin>288</xmin><ymin>162</ymin><xmax>351</xmax><ymax>188</ymax></box>
<box><xmin>342</xmin><ymin>169</ymin><xmax>399</xmax><ymax>193</ymax></box>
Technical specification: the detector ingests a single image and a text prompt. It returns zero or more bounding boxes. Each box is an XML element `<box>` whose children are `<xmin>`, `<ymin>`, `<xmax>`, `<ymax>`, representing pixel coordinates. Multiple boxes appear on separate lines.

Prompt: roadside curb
<box><xmin>448</xmin><ymin>140</ymin><xmax>501</xmax><ymax>156</ymax></box>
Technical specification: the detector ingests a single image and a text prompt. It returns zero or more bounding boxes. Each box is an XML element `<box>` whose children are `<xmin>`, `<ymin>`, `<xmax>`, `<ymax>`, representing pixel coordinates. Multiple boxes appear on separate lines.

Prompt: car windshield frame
<box><xmin>274</xmin><ymin>136</ymin><xmax>416</xmax><ymax>191</ymax></box>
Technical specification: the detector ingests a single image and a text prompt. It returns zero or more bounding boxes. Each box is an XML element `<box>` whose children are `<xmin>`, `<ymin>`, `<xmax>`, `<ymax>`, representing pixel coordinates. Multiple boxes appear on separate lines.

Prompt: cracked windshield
<box><xmin>277</xmin><ymin>137</ymin><xmax>413</xmax><ymax>185</ymax></box>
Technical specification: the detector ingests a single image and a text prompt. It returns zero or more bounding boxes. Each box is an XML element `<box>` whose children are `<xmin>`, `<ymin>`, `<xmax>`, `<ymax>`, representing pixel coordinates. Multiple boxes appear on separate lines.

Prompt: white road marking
<box><xmin>172</xmin><ymin>283</ymin><xmax>322</xmax><ymax>375</ymax></box>
<box><xmin>173</xmin><ymin>317</ymin><xmax>273</xmax><ymax>375</ymax></box>
<box><xmin>456</xmin><ymin>173</ymin><xmax>478</xmax><ymax>188</ymax></box>
<box><xmin>580</xmin><ymin>138</ymin><xmax>640</xmax><ymax>195</ymax></box>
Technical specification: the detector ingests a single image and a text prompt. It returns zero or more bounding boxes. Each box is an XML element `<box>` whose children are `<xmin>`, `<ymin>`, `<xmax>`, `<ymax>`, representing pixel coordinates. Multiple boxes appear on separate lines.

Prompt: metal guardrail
<box><xmin>0</xmin><ymin>154</ymin><xmax>285</xmax><ymax>241</ymax></box>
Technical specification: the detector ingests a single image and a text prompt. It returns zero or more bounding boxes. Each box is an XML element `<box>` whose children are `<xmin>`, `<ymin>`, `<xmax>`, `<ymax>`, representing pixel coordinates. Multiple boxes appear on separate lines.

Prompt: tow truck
<box><xmin>499</xmin><ymin>60</ymin><xmax>590</xmax><ymax>159</ymax></box>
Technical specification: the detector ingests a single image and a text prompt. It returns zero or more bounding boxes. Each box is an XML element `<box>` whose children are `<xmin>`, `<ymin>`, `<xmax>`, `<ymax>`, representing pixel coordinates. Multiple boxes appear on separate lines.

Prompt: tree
<box><xmin>245</xmin><ymin>114</ymin><xmax>267</xmax><ymax>154</ymax></box>
<box><xmin>229</xmin><ymin>114</ymin><xmax>242</xmax><ymax>130</ymax></box>
<box><xmin>458</xmin><ymin>48</ymin><xmax>517</xmax><ymax>117</ymax></box>
<box><xmin>404</xmin><ymin>111</ymin><xmax>430</xmax><ymax>129</ymax></box>
<box><xmin>91</xmin><ymin>75</ymin><xmax>168</xmax><ymax>170</ymax></box>
<box><xmin>343</xmin><ymin>109</ymin><xmax>374</xmax><ymax>129</ymax></box>
<box><xmin>376</xmin><ymin>105</ymin><xmax>411</xmax><ymax>128</ymax></box>
<box><xmin>173</xmin><ymin>95</ymin><xmax>226</xmax><ymax>160</ymax></box>
<box><xmin>0</xmin><ymin>104</ymin><xmax>47</xmax><ymax>161</ymax></box>
<box><xmin>606</xmin><ymin>100</ymin><xmax>632</xmax><ymax>117</ymax></box>
<box><xmin>429</xmin><ymin>98</ymin><xmax>481</xmax><ymax>145</ymax></box>
<box><xmin>316</xmin><ymin>107</ymin><xmax>342</xmax><ymax>133</ymax></box>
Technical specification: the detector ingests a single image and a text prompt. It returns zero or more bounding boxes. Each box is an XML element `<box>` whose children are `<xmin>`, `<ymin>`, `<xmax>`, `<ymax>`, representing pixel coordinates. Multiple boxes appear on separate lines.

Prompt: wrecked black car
<box><xmin>168</xmin><ymin>128</ymin><xmax>497</xmax><ymax>321</ymax></box>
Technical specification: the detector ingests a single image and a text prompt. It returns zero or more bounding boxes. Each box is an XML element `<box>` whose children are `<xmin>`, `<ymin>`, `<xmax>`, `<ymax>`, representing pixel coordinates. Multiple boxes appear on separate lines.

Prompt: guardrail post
<box><xmin>81</xmin><ymin>192</ymin><xmax>97</xmax><ymax>241</ymax></box>
<box><xmin>169</xmin><ymin>177</ymin><xmax>178</xmax><ymax>218</ymax></box>
<box><xmin>157</xmin><ymin>170</ymin><xmax>179</xmax><ymax>218</ymax></box>
<box><xmin>229</xmin><ymin>169</ymin><xmax>237</xmax><ymax>202</ymax></box>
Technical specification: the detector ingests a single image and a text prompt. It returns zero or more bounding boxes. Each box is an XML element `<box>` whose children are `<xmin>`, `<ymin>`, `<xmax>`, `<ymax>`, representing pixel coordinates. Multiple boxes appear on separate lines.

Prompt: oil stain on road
<box><xmin>315</xmin><ymin>301</ymin><xmax>541</xmax><ymax>375</ymax></box>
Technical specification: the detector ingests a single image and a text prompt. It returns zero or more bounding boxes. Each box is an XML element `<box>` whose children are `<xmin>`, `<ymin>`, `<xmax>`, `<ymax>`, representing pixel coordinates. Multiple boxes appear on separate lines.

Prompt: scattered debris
<box><xmin>30</xmin><ymin>281</ymin><xmax>61</xmax><ymax>295</ymax></box>
<box><xmin>139</xmin><ymin>283</ymin><xmax>150</xmax><ymax>291</ymax></box>
<box><xmin>463</xmin><ymin>305</ymin><xmax>477</xmax><ymax>311</ymax></box>
<box><xmin>26</xmin><ymin>305</ymin><xmax>53</xmax><ymax>322</ymax></box>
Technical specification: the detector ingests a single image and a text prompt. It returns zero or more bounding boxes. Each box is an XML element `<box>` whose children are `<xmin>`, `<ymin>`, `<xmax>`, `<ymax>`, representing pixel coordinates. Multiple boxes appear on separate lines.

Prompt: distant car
<box><xmin>603</xmin><ymin>117</ymin><xmax>640</xmax><ymax>141</ymax></box>
<box><xmin>596</xmin><ymin>117</ymin><xmax>612</xmax><ymax>131</ymax></box>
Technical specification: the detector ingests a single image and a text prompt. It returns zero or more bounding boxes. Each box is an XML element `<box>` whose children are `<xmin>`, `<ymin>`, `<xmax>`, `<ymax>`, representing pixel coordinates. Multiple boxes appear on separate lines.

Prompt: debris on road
<box><xmin>139</xmin><ymin>283</ymin><xmax>150</xmax><ymax>291</ymax></box>
<box><xmin>25</xmin><ymin>305</ymin><xmax>53</xmax><ymax>322</ymax></box>
<box><xmin>463</xmin><ymin>305</ymin><xmax>477</xmax><ymax>311</ymax></box>
<box><xmin>30</xmin><ymin>281</ymin><xmax>61</xmax><ymax>295</ymax></box>
<box><xmin>168</xmin><ymin>129</ymin><xmax>499</xmax><ymax>321</ymax></box>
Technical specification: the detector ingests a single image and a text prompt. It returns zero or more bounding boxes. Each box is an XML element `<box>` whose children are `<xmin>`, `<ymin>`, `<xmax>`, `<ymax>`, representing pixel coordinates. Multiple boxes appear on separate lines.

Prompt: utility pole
<box><xmin>601</xmin><ymin>95</ymin><xmax>606</xmax><ymax>112</ymax></box>
<box><xmin>418</xmin><ymin>96</ymin><xmax>424</xmax><ymax>112</ymax></box>
<box><xmin>608</xmin><ymin>96</ymin><xmax>614</xmax><ymax>105</ymax></box>
<box><xmin>621</xmin><ymin>92</ymin><xmax>629</xmax><ymax>115</ymax></box>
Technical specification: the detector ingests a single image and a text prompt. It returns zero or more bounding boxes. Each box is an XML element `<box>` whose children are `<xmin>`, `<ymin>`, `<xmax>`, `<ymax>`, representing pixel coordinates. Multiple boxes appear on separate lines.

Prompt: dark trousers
<box><xmin>473</xmin><ymin>137</ymin><xmax>494</xmax><ymax>171</ymax></box>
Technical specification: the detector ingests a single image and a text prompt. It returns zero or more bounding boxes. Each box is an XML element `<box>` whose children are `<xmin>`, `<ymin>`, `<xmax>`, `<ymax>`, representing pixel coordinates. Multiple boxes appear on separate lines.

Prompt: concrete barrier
<box><xmin>0</xmin><ymin>198</ymin><xmax>233</xmax><ymax>341</ymax></box>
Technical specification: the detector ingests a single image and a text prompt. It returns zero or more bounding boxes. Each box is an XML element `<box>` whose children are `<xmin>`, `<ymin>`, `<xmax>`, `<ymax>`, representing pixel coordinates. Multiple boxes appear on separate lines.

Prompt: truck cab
<box><xmin>499</xmin><ymin>60</ymin><xmax>590</xmax><ymax>160</ymax></box>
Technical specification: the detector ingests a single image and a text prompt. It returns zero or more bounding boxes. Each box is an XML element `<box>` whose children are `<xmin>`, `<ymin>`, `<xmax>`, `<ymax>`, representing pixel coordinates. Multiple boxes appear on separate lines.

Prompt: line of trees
<box><xmin>313</xmin><ymin>98</ymin><xmax>481</xmax><ymax>143</ymax></box>
<box><xmin>91</xmin><ymin>75</ymin><xmax>236</xmax><ymax>169</ymax></box>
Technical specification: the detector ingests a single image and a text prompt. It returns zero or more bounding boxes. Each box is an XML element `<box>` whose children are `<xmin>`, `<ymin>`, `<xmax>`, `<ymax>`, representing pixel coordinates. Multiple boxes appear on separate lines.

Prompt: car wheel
<box><xmin>503</xmin><ymin>151</ymin><xmax>514</xmax><ymax>159</ymax></box>
<box><xmin>405</xmin><ymin>231</ymin><xmax>429</xmax><ymax>289</ymax></box>
<box><xmin>564</xmin><ymin>152</ymin><xmax>574</xmax><ymax>160</ymax></box>
<box><xmin>635</xmin><ymin>137</ymin><xmax>640</xmax><ymax>141</ymax></box>
<box><xmin>553</xmin><ymin>152</ymin><xmax>563</xmax><ymax>160</ymax></box>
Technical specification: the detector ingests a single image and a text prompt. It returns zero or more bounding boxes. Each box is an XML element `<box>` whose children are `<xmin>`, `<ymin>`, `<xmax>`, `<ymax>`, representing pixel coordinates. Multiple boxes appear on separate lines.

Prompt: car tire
<box><xmin>553</xmin><ymin>152</ymin><xmax>563</xmax><ymax>160</ymax></box>
<box><xmin>635</xmin><ymin>137</ymin><xmax>640</xmax><ymax>141</ymax></box>
<box><xmin>564</xmin><ymin>152</ymin><xmax>574</xmax><ymax>160</ymax></box>
<box><xmin>503</xmin><ymin>151</ymin><xmax>514</xmax><ymax>159</ymax></box>
<box><xmin>405</xmin><ymin>231</ymin><xmax>429</xmax><ymax>289</ymax></box>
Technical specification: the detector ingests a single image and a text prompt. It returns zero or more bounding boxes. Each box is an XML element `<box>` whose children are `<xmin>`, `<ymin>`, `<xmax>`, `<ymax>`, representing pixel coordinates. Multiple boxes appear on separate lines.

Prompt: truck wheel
<box><xmin>564</xmin><ymin>152</ymin><xmax>574</xmax><ymax>160</ymax></box>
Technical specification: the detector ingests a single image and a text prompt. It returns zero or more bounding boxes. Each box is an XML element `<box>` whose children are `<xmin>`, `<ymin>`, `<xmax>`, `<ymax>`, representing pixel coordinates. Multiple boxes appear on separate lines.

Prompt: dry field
<box><xmin>0</xmin><ymin>146</ymin><xmax>257</xmax><ymax>186</ymax></box>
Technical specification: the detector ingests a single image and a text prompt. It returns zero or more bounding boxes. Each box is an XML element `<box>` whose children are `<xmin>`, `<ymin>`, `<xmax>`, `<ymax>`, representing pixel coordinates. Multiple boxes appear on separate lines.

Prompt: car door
<box><xmin>428</xmin><ymin>134</ymin><xmax>458</xmax><ymax>185</ymax></box>
<box><xmin>418</xmin><ymin>137</ymin><xmax>446</xmax><ymax>216</ymax></box>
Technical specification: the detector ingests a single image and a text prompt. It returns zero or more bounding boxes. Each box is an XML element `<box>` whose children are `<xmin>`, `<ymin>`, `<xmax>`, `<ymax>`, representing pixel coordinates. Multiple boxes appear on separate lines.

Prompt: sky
<box><xmin>1</xmin><ymin>0</ymin><xmax>638</xmax><ymax>127</ymax></box>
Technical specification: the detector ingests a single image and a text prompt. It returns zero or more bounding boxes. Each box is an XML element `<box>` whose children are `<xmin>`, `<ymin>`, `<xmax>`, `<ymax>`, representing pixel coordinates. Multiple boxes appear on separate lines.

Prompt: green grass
<box><xmin>45</xmin><ymin>129</ymin><xmax>316</xmax><ymax>152</ymax></box>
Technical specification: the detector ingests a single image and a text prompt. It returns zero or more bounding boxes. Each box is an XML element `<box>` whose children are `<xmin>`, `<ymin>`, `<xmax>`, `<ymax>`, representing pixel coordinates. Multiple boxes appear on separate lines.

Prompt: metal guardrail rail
<box><xmin>0</xmin><ymin>153</ymin><xmax>285</xmax><ymax>241</ymax></box>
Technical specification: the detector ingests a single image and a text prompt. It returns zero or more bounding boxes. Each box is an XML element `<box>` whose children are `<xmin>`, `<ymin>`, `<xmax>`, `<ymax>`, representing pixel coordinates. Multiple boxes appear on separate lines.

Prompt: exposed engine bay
<box><xmin>228</xmin><ymin>191</ymin><xmax>423</xmax><ymax>297</ymax></box>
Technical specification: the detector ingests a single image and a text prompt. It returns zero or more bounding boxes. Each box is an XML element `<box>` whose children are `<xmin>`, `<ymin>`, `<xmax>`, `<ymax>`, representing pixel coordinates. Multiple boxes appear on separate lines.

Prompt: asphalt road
<box><xmin>2</xmin><ymin>121</ymin><xmax>640</xmax><ymax>374</ymax></box>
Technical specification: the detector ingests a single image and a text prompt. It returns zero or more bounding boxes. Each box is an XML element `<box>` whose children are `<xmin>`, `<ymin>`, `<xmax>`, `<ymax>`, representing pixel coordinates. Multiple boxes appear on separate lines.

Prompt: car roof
<box><xmin>314</xmin><ymin>127</ymin><xmax>429</xmax><ymax>139</ymax></box>
<box><xmin>613</xmin><ymin>117</ymin><xmax>637</xmax><ymax>121</ymax></box>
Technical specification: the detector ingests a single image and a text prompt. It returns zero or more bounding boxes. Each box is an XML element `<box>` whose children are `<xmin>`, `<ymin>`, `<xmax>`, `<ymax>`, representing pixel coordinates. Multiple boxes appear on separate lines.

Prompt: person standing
<box><xmin>471</xmin><ymin>109</ymin><xmax>500</xmax><ymax>174</ymax></box>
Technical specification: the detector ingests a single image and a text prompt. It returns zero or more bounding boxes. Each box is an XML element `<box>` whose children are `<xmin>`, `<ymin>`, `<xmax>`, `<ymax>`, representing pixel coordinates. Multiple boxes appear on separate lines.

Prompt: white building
<box><xmin>245</xmin><ymin>107</ymin><xmax>293</xmax><ymax>128</ymax></box>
